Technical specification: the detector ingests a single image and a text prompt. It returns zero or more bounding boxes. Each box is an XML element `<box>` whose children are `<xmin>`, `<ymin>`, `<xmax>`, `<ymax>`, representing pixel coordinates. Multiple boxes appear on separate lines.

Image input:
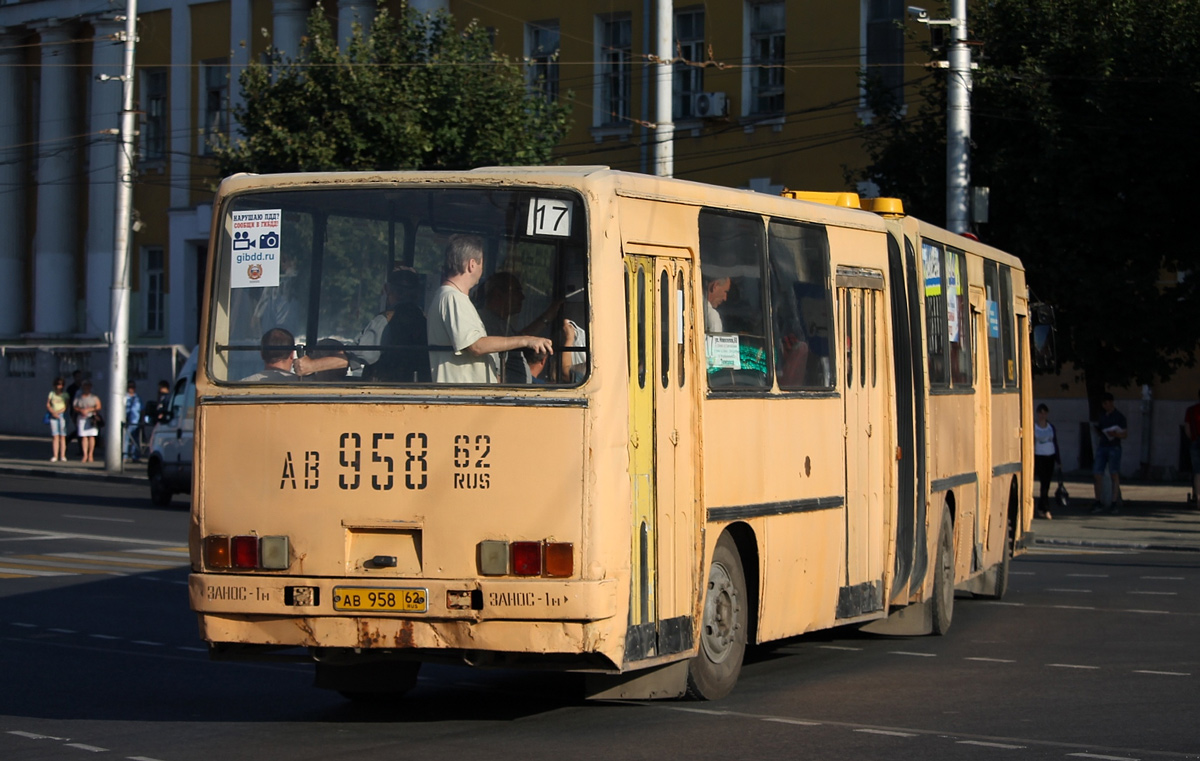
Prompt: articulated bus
<box><xmin>189</xmin><ymin>167</ymin><xmax>1035</xmax><ymax>701</ymax></box>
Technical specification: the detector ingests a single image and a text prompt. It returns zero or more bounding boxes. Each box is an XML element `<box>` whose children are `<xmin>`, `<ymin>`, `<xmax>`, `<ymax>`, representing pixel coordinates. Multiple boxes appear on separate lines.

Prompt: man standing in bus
<box><xmin>427</xmin><ymin>234</ymin><xmax>553</xmax><ymax>383</ymax></box>
<box><xmin>1091</xmin><ymin>392</ymin><xmax>1127</xmax><ymax>514</ymax></box>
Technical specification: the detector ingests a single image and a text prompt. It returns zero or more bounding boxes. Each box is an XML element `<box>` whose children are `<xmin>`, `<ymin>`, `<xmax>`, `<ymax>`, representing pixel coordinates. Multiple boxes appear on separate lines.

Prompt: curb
<box><xmin>1032</xmin><ymin>536</ymin><xmax>1200</xmax><ymax>553</ymax></box>
<box><xmin>0</xmin><ymin>464</ymin><xmax>146</xmax><ymax>487</ymax></box>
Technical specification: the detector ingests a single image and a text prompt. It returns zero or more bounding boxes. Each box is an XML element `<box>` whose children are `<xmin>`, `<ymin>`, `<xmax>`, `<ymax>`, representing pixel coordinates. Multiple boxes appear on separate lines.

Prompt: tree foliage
<box><xmin>215</xmin><ymin>2</ymin><xmax>571</xmax><ymax>175</ymax></box>
<box><xmin>856</xmin><ymin>0</ymin><xmax>1200</xmax><ymax>394</ymax></box>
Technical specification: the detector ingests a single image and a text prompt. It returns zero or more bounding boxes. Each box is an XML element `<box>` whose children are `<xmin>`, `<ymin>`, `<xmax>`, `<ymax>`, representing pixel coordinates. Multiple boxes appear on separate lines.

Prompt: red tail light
<box><xmin>511</xmin><ymin>541</ymin><xmax>541</xmax><ymax>576</ymax></box>
<box><xmin>231</xmin><ymin>535</ymin><xmax>259</xmax><ymax>569</ymax></box>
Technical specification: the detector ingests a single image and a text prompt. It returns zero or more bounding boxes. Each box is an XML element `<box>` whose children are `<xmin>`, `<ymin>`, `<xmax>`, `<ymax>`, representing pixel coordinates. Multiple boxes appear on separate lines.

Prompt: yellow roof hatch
<box><xmin>780</xmin><ymin>190</ymin><xmax>862</xmax><ymax>209</ymax></box>
<box><xmin>860</xmin><ymin>197</ymin><xmax>906</xmax><ymax>217</ymax></box>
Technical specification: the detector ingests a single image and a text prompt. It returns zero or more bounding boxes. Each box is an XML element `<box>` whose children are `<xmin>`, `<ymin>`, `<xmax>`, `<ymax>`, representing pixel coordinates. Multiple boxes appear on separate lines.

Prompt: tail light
<box><xmin>203</xmin><ymin>534</ymin><xmax>290</xmax><ymax>571</ymax></box>
<box><xmin>478</xmin><ymin>540</ymin><xmax>573</xmax><ymax>578</ymax></box>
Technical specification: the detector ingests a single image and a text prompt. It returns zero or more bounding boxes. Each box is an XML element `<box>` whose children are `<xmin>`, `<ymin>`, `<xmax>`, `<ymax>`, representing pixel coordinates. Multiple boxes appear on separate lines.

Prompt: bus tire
<box><xmin>686</xmin><ymin>532</ymin><xmax>747</xmax><ymax>701</ymax></box>
<box><xmin>931</xmin><ymin>507</ymin><xmax>954</xmax><ymax>635</ymax></box>
<box><xmin>978</xmin><ymin>515</ymin><xmax>1012</xmax><ymax>601</ymax></box>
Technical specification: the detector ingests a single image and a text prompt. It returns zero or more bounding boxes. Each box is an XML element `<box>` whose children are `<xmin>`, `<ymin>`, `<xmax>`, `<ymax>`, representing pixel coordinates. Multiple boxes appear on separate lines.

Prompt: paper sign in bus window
<box><xmin>527</xmin><ymin>198</ymin><xmax>573</xmax><ymax>237</ymax></box>
<box><xmin>947</xmin><ymin>255</ymin><xmax>960</xmax><ymax>342</ymax></box>
<box><xmin>706</xmin><ymin>333</ymin><xmax>741</xmax><ymax>370</ymax></box>
<box><xmin>230</xmin><ymin>209</ymin><xmax>283</xmax><ymax>288</ymax></box>
<box><xmin>922</xmin><ymin>243</ymin><xmax>942</xmax><ymax>296</ymax></box>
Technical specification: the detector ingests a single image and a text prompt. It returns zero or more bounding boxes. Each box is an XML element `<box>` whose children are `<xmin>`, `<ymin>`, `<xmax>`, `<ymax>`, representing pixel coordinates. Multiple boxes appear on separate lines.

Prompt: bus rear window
<box><xmin>209</xmin><ymin>187</ymin><xmax>589</xmax><ymax>387</ymax></box>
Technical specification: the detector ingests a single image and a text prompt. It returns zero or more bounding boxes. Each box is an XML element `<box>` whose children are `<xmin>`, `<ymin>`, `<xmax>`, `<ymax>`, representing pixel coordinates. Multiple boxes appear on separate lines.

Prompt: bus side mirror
<box><xmin>1030</xmin><ymin>303</ymin><xmax>1057</xmax><ymax>374</ymax></box>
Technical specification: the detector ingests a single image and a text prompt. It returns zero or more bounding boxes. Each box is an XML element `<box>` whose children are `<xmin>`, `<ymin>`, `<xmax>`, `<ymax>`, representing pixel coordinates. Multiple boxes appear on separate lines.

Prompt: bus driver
<box><xmin>427</xmin><ymin>234</ymin><xmax>553</xmax><ymax>383</ymax></box>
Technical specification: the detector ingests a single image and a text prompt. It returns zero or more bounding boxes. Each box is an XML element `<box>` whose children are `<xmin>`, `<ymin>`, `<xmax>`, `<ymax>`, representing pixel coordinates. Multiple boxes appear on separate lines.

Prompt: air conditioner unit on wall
<box><xmin>692</xmin><ymin>92</ymin><xmax>728</xmax><ymax>119</ymax></box>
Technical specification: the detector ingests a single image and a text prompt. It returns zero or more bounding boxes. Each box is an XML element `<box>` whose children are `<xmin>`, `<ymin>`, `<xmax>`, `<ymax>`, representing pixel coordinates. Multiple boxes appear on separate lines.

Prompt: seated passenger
<box><xmin>361</xmin><ymin>268</ymin><xmax>430</xmax><ymax>383</ymax></box>
<box><xmin>703</xmin><ymin>275</ymin><xmax>731</xmax><ymax>332</ymax></box>
<box><xmin>241</xmin><ymin>327</ymin><xmax>300</xmax><ymax>382</ymax></box>
<box><xmin>307</xmin><ymin>338</ymin><xmax>350</xmax><ymax>381</ymax></box>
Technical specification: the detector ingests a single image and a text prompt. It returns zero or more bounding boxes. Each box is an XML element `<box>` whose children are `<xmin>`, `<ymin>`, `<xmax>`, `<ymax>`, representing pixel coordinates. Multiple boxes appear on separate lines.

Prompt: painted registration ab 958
<box><xmin>333</xmin><ymin>587</ymin><xmax>429</xmax><ymax>612</ymax></box>
<box><xmin>278</xmin><ymin>431</ymin><xmax>492</xmax><ymax>491</ymax></box>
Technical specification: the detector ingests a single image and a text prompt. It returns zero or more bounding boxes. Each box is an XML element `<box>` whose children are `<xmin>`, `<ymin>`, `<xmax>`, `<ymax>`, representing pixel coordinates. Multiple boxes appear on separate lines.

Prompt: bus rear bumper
<box><xmin>190</xmin><ymin>573</ymin><xmax>618</xmax><ymax>655</ymax></box>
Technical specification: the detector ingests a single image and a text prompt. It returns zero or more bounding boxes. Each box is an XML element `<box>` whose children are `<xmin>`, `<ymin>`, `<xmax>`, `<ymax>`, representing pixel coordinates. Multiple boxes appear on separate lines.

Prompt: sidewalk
<box><xmin>2</xmin><ymin>433</ymin><xmax>1200</xmax><ymax>551</ymax></box>
<box><xmin>0</xmin><ymin>433</ymin><xmax>147</xmax><ymax>486</ymax></box>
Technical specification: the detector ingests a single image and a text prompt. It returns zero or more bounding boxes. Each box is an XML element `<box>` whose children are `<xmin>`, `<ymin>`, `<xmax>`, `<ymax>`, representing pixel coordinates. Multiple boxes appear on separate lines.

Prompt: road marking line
<box><xmin>90</xmin><ymin>634</ymin><xmax>121</xmax><ymax>640</ymax></box>
<box><xmin>12</xmin><ymin>622</ymin><xmax>37</xmax><ymax>628</ymax></box>
<box><xmin>48</xmin><ymin>553</ymin><xmax>182</xmax><ymax>568</ymax></box>
<box><xmin>1133</xmin><ymin>670</ymin><xmax>1189</xmax><ymax>676</ymax></box>
<box><xmin>889</xmin><ymin>651</ymin><xmax>936</xmax><ymax>657</ymax></box>
<box><xmin>1010</xmin><ymin>571</ymin><xmax>1035</xmax><ymax>575</ymax></box>
<box><xmin>1067</xmin><ymin>754</ymin><xmax>1139</xmax><ymax>761</ymax></box>
<box><xmin>48</xmin><ymin>628</ymin><xmax>76</xmax><ymax>634</ymax></box>
<box><xmin>957</xmin><ymin>740</ymin><xmax>1024</xmax><ymax>749</ymax></box>
<box><xmin>0</xmin><ymin>525</ymin><xmax>174</xmax><ymax>546</ymax></box>
<box><xmin>65</xmin><ymin>743</ymin><xmax>109</xmax><ymax>752</ymax></box>
<box><xmin>763</xmin><ymin>717</ymin><xmax>822</xmax><ymax>726</ymax></box>
<box><xmin>128</xmin><ymin>756</ymin><xmax>169</xmax><ymax>761</ymax></box>
<box><xmin>1048</xmin><ymin>663</ymin><xmax>1100</xmax><ymax>670</ymax></box>
<box><xmin>669</xmin><ymin>707</ymin><xmax>728</xmax><ymax>716</ymax></box>
<box><xmin>854</xmin><ymin>729</ymin><xmax>917</xmax><ymax>737</ymax></box>
<box><xmin>8</xmin><ymin>730</ymin><xmax>67</xmax><ymax>740</ymax></box>
<box><xmin>62</xmin><ymin>514</ymin><xmax>135</xmax><ymax>523</ymax></box>
<box><xmin>819</xmin><ymin>645</ymin><xmax>862</xmax><ymax>651</ymax></box>
<box><xmin>0</xmin><ymin>565</ymin><xmax>74</xmax><ymax>577</ymax></box>
<box><xmin>128</xmin><ymin>548</ymin><xmax>189</xmax><ymax>558</ymax></box>
<box><xmin>1123</xmin><ymin>609</ymin><xmax>1170</xmax><ymax>615</ymax></box>
<box><xmin>1046</xmin><ymin>588</ymin><xmax>1093</xmax><ymax>593</ymax></box>
<box><xmin>966</xmin><ymin>657</ymin><xmax>1015</xmax><ymax>663</ymax></box>
<box><xmin>177</xmin><ymin>646</ymin><xmax>207</xmax><ymax>652</ymax></box>
<box><xmin>1053</xmin><ymin>605</ymin><xmax>1097</xmax><ymax>610</ymax></box>
<box><xmin>132</xmin><ymin>640</ymin><xmax>163</xmax><ymax>646</ymax></box>
<box><xmin>1068</xmin><ymin>574</ymin><xmax>1109</xmax><ymax>578</ymax></box>
<box><xmin>1140</xmin><ymin>576</ymin><xmax>1184</xmax><ymax>580</ymax></box>
<box><xmin>1128</xmin><ymin>591</ymin><xmax>1176</xmax><ymax>596</ymax></box>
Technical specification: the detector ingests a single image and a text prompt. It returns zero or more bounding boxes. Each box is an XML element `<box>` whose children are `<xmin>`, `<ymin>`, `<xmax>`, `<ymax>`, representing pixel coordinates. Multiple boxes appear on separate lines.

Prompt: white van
<box><xmin>147</xmin><ymin>348</ymin><xmax>196</xmax><ymax>507</ymax></box>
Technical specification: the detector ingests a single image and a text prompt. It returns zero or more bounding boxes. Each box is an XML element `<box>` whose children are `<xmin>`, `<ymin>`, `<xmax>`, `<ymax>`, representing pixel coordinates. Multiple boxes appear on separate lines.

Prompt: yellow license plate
<box><xmin>333</xmin><ymin>587</ymin><xmax>428</xmax><ymax>612</ymax></box>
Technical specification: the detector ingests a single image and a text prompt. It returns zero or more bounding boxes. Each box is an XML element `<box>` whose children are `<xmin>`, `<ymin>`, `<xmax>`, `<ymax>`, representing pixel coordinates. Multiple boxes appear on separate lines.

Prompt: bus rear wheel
<box><xmin>686</xmin><ymin>533</ymin><xmax>747</xmax><ymax>701</ymax></box>
<box><xmin>931</xmin><ymin>507</ymin><xmax>954</xmax><ymax>635</ymax></box>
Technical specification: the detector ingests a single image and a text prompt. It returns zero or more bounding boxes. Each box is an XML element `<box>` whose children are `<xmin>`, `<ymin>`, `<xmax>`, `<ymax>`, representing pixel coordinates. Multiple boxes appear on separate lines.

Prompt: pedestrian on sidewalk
<box><xmin>1183</xmin><ymin>389</ymin><xmax>1200</xmax><ymax>505</ymax></box>
<box><xmin>1034</xmin><ymin>403</ymin><xmax>1061</xmax><ymax>519</ymax></box>
<box><xmin>1091</xmin><ymin>392</ymin><xmax>1127</xmax><ymax>514</ymax></box>
<box><xmin>73</xmin><ymin>380</ymin><xmax>102</xmax><ymax>464</ymax></box>
<box><xmin>64</xmin><ymin>369</ymin><xmax>82</xmax><ymax>451</ymax></box>
<box><xmin>45</xmin><ymin>377</ymin><xmax>70</xmax><ymax>462</ymax></box>
<box><xmin>123</xmin><ymin>382</ymin><xmax>143</xmax><ymax>462</ymax></box>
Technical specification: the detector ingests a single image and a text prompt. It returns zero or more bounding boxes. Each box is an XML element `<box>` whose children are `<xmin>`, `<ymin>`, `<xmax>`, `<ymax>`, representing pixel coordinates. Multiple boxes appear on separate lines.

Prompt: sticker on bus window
<box><xmin>230</xmin><ymin>209</ymin><xmax>282</xmax><ymax>288</ymax></box>
<box><xmin>922</xmin><ymin>243</ymin><xmax>942</xmax><ymax>296</ymax></box>
<box><xmin>947</xmin><ymin>256</ymin><xmax>960</xmax><ymax>342</ymax></box>
<box><xmin>987</xmin><ymin>300</ymin><xmax>1001</xmax><ymax>338</ymax></box>
<box><xmin>706</xmin><ymin>333</ymin><xmax>741</xmax><ymax>370</ymax></box>
<box><xmin>526</xmin><ymin>198</ymin><xmax>573</xmax><ymax>237</ymax></box>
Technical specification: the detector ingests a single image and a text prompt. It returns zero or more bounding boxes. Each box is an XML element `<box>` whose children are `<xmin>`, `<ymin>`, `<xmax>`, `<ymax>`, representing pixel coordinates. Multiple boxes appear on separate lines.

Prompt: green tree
<box><xmin>215</xmin><ymin>2</ymin><xmax>571</xmax><ymax>175</ymax></box>
<box><xmin>856</xmin><ymin>0</ymin><xmax>1200</xmax><ymax>399</ymax></box>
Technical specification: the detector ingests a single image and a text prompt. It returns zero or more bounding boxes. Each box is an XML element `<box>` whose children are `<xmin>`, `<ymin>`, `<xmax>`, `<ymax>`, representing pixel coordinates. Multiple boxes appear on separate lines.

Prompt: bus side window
<box><xmin>699</xmin><ymin>209</ymin><xmax>769</xmax><ymax>390</ymax></box>
<box><xmin>768</xmin><ymin>220</ymin><xmax>834</xmax><ymax>389</ymax></box>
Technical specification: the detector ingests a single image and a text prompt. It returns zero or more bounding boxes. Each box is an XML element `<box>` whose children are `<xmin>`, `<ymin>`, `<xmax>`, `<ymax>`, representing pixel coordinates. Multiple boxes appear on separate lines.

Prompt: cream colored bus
<box><xmin>189</xmin><ymin>167</ymin><xmax>1035</xmax><ymax>701</ymax></box>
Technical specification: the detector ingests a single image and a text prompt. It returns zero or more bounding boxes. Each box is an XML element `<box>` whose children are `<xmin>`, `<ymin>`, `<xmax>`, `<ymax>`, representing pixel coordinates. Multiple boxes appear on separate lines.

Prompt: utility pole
<box><xmin>105</xmin><ymin>0</ymin><xmax>138</xmax><ymax>473</ymax></box>
<box><xmin>945</xmin><ymin>0</ymin><xmax>970</xmax><ymax>234</ymax></box>
<box><xmin>911</xmin><ymin>2</ymin><xmax>971</xmax><ymax>233</ymax></box>
<box><xmin>653</xmin><ymin>0</ymin><xmax>673</xmax><ymax>177</ymax></box>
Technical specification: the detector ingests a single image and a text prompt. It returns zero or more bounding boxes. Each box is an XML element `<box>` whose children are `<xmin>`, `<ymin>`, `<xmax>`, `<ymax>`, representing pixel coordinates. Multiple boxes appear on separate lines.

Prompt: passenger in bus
<box><xmin>427</xmin><ymin>234</ymin><xmax>553</xmax><ymax>384</ymax></box>
<box><xmin>357</xmin><ymin>267</ymin><xmax>430</xmax><ymax>383</ymax></box>
<box><xmin>481</xmin><ymin>271</ymin><xmax>560</xmax><ymax>383</ymax></box>
<box><xmin>560</xmin><ymin>318</ymin><xmax>587</xmax><ymax>382</ymax></box>
<box><xmin>240</xmin><ymin>327</ymin><xmax>300</xmax><ymax>382</ymax></box>
<box><xmin>703</xmin><ymin>275</ymin><xmax>731</xmax><ymax>332</ymax></box>
<box><xmin>306</xmin><ymin>339</ymin><xmax>351</xmax><ymax>381</ymax></box>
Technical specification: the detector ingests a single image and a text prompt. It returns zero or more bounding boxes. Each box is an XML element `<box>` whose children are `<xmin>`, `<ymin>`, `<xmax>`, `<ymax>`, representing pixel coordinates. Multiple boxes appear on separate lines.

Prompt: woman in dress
<box><xmin>45</xmin><ymin>377</ymin><xmax>70</xmax><ymax>462</ymax></box>
<box><xmin>73</xmin><ymin>380</ymin><xmax>102</xmax><ymax>463</ymax></box>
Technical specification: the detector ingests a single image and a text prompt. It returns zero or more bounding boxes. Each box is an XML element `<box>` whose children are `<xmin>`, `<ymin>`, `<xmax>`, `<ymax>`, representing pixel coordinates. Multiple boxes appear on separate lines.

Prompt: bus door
<box><xmin>971</xmin><ymin>285</ymin><xmax>989</xmax><ymax>571</ymax></box>
<box><xmin>835</xmin><ymin>267</ymin><xmax>887</xmax><ymax>618</ymax></box>
<box><xmin>624</xmin><ymin>251</ymin><xmax>697</xmax><ymax>661</ymax></box>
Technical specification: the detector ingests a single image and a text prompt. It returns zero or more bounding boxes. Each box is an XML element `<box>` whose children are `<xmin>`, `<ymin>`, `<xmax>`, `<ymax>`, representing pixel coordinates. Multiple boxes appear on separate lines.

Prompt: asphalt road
<box><xmin>1</xmin><ymin>473</ymin><xmax>1198</xmax><ymax>761</ymax></box>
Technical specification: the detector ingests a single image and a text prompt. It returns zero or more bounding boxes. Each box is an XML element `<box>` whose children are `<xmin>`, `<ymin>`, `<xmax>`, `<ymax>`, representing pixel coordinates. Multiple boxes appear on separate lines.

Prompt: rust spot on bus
<box><xmin>804</xmin><ymin>456</ymin><xmax>811</xmax><ymax>477</ymax></box>
<box><xmin>393</xmin><ymin>621</ymin><xmax>415</xmax><ymax>649</ymax></box>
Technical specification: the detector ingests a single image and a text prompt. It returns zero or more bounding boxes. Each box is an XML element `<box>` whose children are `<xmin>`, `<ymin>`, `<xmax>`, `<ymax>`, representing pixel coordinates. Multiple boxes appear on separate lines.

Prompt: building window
<box><xmin>56</xmin><ymin>351</ymin><xmax>90</xmax><ymax>378</ymax></box>
<box><xmin>597</xmin><ymin>16</ymin><xmax>632</xmax><ymax>127</ymax></box>
<box><xmin>864</xmin><ymin>0</ymin><xmax>905</xmax><ymax>109</ymax></box>
<box><xmin>748</xmin><ymin>1</ymin><xmax>785</xmax><ymax>116</ymax></box>
<box><xmin>144</xmin><ymin>247</ymin><xmax>165</xmax><ymax>336</ymax></box>
<box><xmin>527</xmin><ymin>21</ymin><xmax>560</xmax><ymax>101</ymax></box>
<box><xmin>674</xmin><ymin>9</ymin><xmax>705</xmax><ymax>119</ymax></box>
<box><xmin>201</xmin><ymin>59</ymin><xmax>229</xmax><ymax>156</ymax></box>
<box><xmin>5</xmin><ymin>350</ymin><xmax>35</xmax><ymax>378</ymax></box>
<box><xmin>143</xmin><ymin>68</ymin><xmax>168</xmax><ymax>162</ymax></box>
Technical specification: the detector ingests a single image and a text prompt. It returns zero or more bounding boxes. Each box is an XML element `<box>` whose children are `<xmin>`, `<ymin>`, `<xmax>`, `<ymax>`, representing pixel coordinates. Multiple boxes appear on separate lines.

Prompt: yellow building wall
<box><xmin>131</xmin><ymin>9</ymin><xmax>174</xmax><ymax>309</ymax></box>
<box><xmin>190</xmin><ymin>1</ymin><xmax>232</xmax><ymax>208</ymax></box>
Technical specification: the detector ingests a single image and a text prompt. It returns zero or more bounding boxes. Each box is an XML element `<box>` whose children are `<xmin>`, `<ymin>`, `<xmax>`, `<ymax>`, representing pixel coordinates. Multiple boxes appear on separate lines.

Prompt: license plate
<box><xmin>333</xmin><ymin>587</ymin><xmax>428</xmax><ymax>612</ymax></box>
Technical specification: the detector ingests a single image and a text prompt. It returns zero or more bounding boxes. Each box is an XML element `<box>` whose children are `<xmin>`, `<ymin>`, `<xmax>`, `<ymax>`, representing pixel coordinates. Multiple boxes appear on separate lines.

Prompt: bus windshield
<box><xmin>208</xmin><ymin>186</ymin><xmax>589</xmax><ymax>386</ymax></box>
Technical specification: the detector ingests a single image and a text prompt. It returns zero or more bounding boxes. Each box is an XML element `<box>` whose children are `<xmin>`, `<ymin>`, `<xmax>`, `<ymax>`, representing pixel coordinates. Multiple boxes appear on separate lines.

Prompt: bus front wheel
<box><xmin>931</xmin><ymin>507</ymin><xmax>955</xmax><ymax>635</ymax></box>
<box><xmin>686</xmin><ymin>533</ymin><xmax>747</xmax><ymax>701</ymax></box>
